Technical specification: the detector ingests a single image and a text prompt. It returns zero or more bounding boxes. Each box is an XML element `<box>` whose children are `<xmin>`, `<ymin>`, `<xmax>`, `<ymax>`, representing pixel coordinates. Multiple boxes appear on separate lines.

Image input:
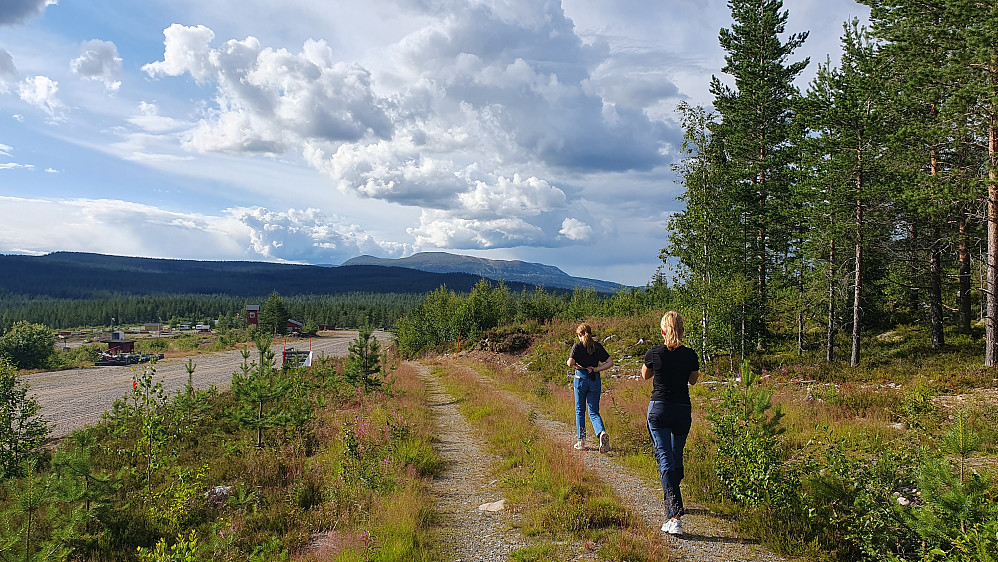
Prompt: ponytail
<box><xmin>660</xmin><ymin>311</ymin><xmax>685</xmax><ymax>350</ymax></box>
<box><xmin>576</xmin><ymin>323</ymin><xmax>595</xmax><ymax>354</ymax></box>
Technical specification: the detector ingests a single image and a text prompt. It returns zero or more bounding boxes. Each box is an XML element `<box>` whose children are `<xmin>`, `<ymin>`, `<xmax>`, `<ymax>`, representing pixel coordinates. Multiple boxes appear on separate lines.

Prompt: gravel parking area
<box><xmin>23</xmin><ymin>331</ymin><xmax>391</xmax><ymax>438</ymax></box>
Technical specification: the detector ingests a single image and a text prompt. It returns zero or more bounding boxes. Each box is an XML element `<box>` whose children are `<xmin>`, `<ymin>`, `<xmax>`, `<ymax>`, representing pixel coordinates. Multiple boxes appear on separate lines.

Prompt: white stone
<box><xmin>478</xmin><ymin>499</ymin><xmax>505</xmax><ymax>512</ymax></box>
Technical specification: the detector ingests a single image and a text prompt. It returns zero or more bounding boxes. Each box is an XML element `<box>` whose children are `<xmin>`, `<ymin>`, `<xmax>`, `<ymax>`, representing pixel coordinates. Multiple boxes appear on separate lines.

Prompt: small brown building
<box><xmin>100</xmin><ymin>335</ymin><xmax>135</xmax><ymax>354</ymax></box>
<box><xmin>246</xmin><ymin>305</ymin><xmax>260</xmax><ymax>325</ymax></box>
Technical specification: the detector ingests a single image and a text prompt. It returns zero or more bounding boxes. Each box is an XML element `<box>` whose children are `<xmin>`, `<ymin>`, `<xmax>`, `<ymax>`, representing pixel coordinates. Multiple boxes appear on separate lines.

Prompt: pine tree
<box><xmin>666</xmin><ymin>102</ymin><xmax>746</xmax><ymax>359</ymax></box>
<box><xmin>343</xmin><ymin>326</ymin><xmax>383</xmax><ymax>388</ymax></box>
<box><xmin>944</xmin><ymin>0</ymin><xmax>998</xmax><ymax>363</ymax></box>
<box><xmin>231</xmin><ymin>335</ymin><xmax>290</xmax><ymax>448</ymax></box>
<box><xmin>862</xmin><ymin>0</ymin><xmax>997</xmax><ymax>360</ymax></box>
<box><xmin>804</xmin><ymin>21</ymin><xmax>891</xmax><ymax>366</ymax></box>
<box><xmin>709</xmin><ymin>0</ymin><xmax>809</xmax><ymax>350</ymax></box>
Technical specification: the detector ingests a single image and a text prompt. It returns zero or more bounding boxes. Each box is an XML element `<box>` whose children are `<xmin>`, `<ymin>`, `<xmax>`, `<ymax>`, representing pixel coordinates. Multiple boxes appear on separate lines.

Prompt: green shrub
<box><xmin>706</xmin><ymin>360</ymin><xmax>792</xmax><ymax>507</ymax></box>
<box><xmin>0</xmin><ymin>321</ymin><xmax>54</xmax><ymax>369</ymax></box>
<box><xmin>0</xmin><ymin>358</ymin><xmax>50</xmax><ymax>478</ymax></box>
<box><xmin>136</xmin><ymin>530</ymin><xmax>199</xmax><ymax>561</ymax></box>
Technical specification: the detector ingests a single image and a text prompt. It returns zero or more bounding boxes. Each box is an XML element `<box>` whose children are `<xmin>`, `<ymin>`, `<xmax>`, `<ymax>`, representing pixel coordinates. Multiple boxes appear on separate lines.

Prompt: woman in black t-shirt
<box><xmin>567</xmin><ymin>323</ymin><xmax>614</xmax><ymax>453</ymax></box>
<box><xmin>641</xmin><ymin>311</ymin><xmax>699</xmax><ymax>536</ymax></box>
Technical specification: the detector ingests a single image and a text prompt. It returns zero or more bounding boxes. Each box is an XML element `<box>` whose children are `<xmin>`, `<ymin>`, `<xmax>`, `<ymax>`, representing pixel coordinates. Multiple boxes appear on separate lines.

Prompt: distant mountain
<box><xmin>341</xmin><ymin>252</ymin><xmax>625</xmax><ymax>293</ymax></box>
<box><xmin>0</xmin><ymin>252</ymin><xmax>541</xmax><ymax>299</ymax></box>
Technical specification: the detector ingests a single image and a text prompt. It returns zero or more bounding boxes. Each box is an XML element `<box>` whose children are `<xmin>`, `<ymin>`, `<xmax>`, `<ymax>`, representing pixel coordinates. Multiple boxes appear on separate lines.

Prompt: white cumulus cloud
<box><xmin>18</xmin><ymin>75</ymin><xmax>63</xmax><ymax>118</ymax></box>
<box><xmin>559</xmin><ymin>217</ymin><xmax>592</xmax><ymax>241</ymax></box>
<box><xmin>458</xmin><ymin>174</ymin><xmax>567</xmax><ymax>219</ymax></box>
<box><xmin>227</xmin><ymin>206</ymin><xmax>413</xmax><ymax>263</ymax></box>
<box><xmin>408</xmin><ymin>210</ymin><xmax>546</xmax><ymax>249</ymax></box>
<box><xmin>142</xmin><ymin>24</ymin><xmax>216</xmax><ymax>82</ymax></box>
<box><xmin>70</xmin><ymin>39</ymin><xmax>122</xmax><ymax>91</ymax></box>
<box><xmin>144</xmin><ymin>26</ymin><xmax>392</xmax><ymax>154</ymax></box>
<box><xmin>0</xmin><ymin>197</ymin><xmax>410</xmax><ymax>264</ymax></box>
<box><xmin>138</xmin><ymin>2</ymin><xmax>672</xmax><ymax>253</ymax></box>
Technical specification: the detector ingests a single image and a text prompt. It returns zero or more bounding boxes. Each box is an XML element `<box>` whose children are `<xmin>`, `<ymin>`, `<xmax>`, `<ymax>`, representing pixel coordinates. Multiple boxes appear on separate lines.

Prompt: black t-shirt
<box><xmin>644</xmin><ymin>345</ymin><xmax>699</xmax><ymax>405</ymax></box>
<box><xmin>570</xmin><ymin>341</ymin><xmax>610</xmax><ymax>369</ymax></box>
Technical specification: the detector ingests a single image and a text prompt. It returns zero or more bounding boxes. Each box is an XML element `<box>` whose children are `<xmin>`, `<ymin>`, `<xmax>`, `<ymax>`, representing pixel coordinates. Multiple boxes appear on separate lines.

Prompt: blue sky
<box><xmin>0</xmin><ymin>0</ymin><xmax>869</xmax><ymax>286</ymax></box>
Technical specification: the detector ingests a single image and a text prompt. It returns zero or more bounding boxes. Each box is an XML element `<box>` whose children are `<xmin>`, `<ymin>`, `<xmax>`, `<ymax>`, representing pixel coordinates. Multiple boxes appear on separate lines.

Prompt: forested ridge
<box><xmin>665</xmin><ymin>0</ymin><xmax>998</xmax><ymax>366</ymax></box>
<box><xmin>0</xmin><ymin>252</ymin><xmax>534</xmax><ymax>299</ymax></box>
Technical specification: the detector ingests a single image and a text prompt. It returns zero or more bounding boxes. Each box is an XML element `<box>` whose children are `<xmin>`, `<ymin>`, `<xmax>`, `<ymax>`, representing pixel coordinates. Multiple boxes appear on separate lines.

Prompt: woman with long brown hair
<box><xmin>641</xmin><ymin>311</ymin><xmax>699</xmax><ymax>536</ymax></box>
<box><xmin>567</xmin><ymin>323</ymin><xmax>614</xmax><ymax>452</ymax></box>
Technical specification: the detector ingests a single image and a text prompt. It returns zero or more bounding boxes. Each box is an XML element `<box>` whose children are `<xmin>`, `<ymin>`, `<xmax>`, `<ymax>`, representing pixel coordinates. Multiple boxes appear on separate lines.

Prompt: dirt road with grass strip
<box><xmin>427</xmin><ymin>356</ymin><xmax>795</xmax><ymax>562</ymax></box>
<box><xmin>24</xmin><ymin>332</ymin><xmax>389</xmax><ymax>438</ymax></box>
<box><xmin>415</xmin><ymin>363</ymin><xmax>548</xmax><ymax>561</ymax></box>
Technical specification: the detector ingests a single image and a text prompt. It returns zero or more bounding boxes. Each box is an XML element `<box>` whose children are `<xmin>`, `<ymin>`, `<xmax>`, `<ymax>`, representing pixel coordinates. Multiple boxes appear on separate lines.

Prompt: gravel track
<box><xmin>23</xmin><ymin>331</ymin><xmax>387</xmax><ymax>438</ymax></box>
<box><xmin>433</xmin><ymin>356</ymin><xmax>797</xmax><ymax>562</ymax></box>
<box><xmin>416</xmin><ymin>363</ymin><xmax>539</xmax><ymax>561</ymax></box>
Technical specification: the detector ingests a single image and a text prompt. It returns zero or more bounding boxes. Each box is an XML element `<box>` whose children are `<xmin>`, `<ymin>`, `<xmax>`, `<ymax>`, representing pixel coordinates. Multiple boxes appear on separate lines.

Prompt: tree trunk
<box><xmin>851</xmin><ymin>152</ymin><xmax>863</xmax><ymax>367</ymax></box>
<box><xmin>928</xmin><ymin>141</ymin><xmax>945</xmax><ymax>349</ymax></box>
<box><xmin>703</xmin><ymin>243</ymin><xmax>710</xmax><ymax>358</ymax></box>
<box><xmin>929</xmin><ymin>229</ymin><xmax>945</xmax><ymax>348</ymax></box>
<box><xmin>958</xmin><ymin>215</ymin><xmax>972</xmax><ymax>334</ymax></box>
<box><xmin>757</xmin><ymin>165</ymin><xmax>767</xmax><ymax>352</ymax></box>
<box><xmin>797</xmin><ymin>310</ymin><xmax>804</xmax><ymax>356</ymax></box>
<box><xmin>851</xmin><ymin>212</ymin><xmax>862</xmax><ymax>367</ymax></box>
<box><xmin>740</xmin><ymin>302</ymin><xmax>746</xmax><ymax>360</ymax></box>
<box><xmin>987</xmin><ymin>95</ymin><xmax>998</xmax><ymax>365</ymax></box>
<box><xmin>827</xmin><ymin>237</ymin><xmax>836</xmax><ymax>363</ymax></box>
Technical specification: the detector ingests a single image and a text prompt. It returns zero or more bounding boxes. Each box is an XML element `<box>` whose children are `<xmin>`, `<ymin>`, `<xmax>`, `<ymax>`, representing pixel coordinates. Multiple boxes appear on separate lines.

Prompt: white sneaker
<box><xmin>573</xmin><ymin>440</ymin><xmax>585</xmax><ymax>450</ymax></box>
<box><xmin>661</xmin><ymin>518</ymin><xmax>682</xmax><ymax>535</ymax></box>
<box><xmin>598</xmin><ymin>431</ymin><xmax>610</xmax><ymax>453</ymax></box>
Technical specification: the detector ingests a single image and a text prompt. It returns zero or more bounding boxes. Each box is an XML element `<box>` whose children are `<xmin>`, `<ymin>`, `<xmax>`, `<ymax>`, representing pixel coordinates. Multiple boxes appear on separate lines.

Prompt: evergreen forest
<box><xmin>665</xmin><ymin>0</ymin><xmax>998</xmax><ymax>368</ymax></box>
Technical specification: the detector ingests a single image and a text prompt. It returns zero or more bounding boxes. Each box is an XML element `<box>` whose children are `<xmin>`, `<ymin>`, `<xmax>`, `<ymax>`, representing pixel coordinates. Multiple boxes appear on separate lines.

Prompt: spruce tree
<box><xmin>258</xmin><ymin>291</ymin><xmax>289</xmax><ymax>336</ymax></box>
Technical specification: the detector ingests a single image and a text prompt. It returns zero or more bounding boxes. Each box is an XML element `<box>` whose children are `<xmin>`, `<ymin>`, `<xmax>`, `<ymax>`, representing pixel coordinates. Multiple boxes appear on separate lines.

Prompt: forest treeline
<box><xmin>0</xmin><ymin>282</ymin><xmax>671</xmax><ymax>336</ymax></box>
<box><xmin>393</xmin><ymin>280</ymin><xmax>672</xmax><ymax>357</ymax></box>
<box><xmin>0</xmin><ymin>293</ymin><xmax>420</xmax><ymax>333</ymax></box>
<box><xmin>665</xmin><ymin>0</ymin><xmax>998</xmax><ymax>366</ymax></box>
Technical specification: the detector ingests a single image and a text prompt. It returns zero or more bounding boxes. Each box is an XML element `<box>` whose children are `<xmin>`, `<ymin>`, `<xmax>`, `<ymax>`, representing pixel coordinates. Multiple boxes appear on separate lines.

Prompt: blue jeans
<box><xmin>573</xmin><ymin>370</ymin><xmax>605</xmax><ymax>441</ymax></box>
<box><xmin>647</xmin><ymin>400</ymin><xmax>691</xmax><ymax>519</ymax></box>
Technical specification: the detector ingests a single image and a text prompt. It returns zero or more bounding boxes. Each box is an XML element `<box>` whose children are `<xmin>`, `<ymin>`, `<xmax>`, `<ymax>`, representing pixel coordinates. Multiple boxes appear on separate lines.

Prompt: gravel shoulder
<box><xmin>23</xmin><ymin>331</ymin><xmax>388</xmax><ymax>437</ymax></box>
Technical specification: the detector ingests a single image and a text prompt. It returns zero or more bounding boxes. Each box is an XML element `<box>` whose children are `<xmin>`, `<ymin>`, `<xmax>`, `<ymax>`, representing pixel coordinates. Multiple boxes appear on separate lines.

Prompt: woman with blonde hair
<box><xmin>641</xmin><ymin>311</ymin><xmax>699</xmax><ymax>536</ymax></box>
<box><xmin>567</xmin><ymin>323</ymin><xmax>614</xmax><ymax>452</ymax></box>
